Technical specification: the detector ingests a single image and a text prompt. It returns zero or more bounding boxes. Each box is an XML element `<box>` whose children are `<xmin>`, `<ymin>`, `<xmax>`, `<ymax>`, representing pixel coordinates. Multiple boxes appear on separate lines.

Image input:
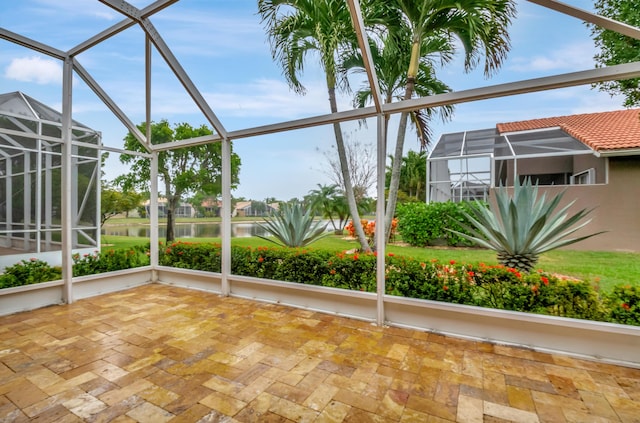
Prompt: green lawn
<box><xmin>101</xmin><ymin>234</ymin><xmax>639</xmax><ymax>291</ymax></box>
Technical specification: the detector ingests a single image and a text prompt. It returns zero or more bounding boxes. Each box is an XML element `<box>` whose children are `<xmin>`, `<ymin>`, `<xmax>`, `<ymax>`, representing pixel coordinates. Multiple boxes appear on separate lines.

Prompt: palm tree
<box><xmin>342</xmin><ymin>25</ymin><xmax>453</xmax><ymax>246</ymax></box>
<box><xmin>402</xmin><ymin>150</ymin><xmax>427</xmax><ymax>200</ymax></box>
<box><xmin>308</xmin><ymin>184</ymin><xmax>342</xmax><ymax>233</ymax></box>
<box><xmin>258</xmin><ymin>0</ymin><xmax>373</xmax><ymax>252</ymax></box>
<box><xmin>380</xmin><ymin>0</ymin><xmax>516</xmax><ymax>242</ymax></box>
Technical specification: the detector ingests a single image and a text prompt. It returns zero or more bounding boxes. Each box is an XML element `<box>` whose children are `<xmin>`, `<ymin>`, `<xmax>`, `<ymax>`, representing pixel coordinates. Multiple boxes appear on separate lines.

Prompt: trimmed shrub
<box><xmin>73</xmin><ymin>246</ymin><xmax>150</xmax><ymax>277</ymax></box>
<box><xmin>605</xmin><ymin>284</ymin><xmax>640</xmax><ymax>326</ymax></box>
<box><xmin>396</xmin><ymin>201</ymin><xmax>477</xmax><ymax>247</ymax></box>
<box><xmin>0</xmin><ymin>259</ymin><xmax>62</xmax><ymax>288</ymax></box>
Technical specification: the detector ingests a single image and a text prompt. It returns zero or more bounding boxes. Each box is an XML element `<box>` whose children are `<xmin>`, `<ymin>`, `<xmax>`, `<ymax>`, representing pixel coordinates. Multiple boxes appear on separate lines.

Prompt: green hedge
<box><xmin>395</xmin><ymin>201</ymin><xmax>479</xmax><ymax>247</ymax></box>
<box><xmin>2</xmin><ymin>242</ymin><xmax>638</xmax><ymax>326</ymax></box>
<box><xmin>158</xmin><ymin>242</ymin><xmax>637</xmax><ymax>325</ymax></box>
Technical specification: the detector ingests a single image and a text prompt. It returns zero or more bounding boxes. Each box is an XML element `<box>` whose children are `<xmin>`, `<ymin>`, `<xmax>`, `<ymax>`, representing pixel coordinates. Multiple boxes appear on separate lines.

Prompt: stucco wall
<box><xmin>490</xmin><ymin>156</ymin><xmax>639</xmax><ymax>252</ymax></box>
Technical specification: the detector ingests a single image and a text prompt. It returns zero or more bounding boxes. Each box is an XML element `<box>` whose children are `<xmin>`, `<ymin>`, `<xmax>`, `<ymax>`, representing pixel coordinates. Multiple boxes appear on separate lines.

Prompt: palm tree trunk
<box><xmin>384</xmin><ymin>78</ymin><xmax>415</xmax><ymax>243</ymax></box>
<box><xmin>328</xmin><ymin>87</ymin><xmax>371</xmax><ymax>252</ymax></box>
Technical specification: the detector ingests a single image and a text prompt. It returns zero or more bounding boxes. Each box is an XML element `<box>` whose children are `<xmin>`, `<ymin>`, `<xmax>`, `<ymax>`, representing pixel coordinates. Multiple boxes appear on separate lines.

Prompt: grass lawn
<box><xmin>101</xmin><ymin>234</ymin><xmax>639</xmax><ymax>292</ymax></box>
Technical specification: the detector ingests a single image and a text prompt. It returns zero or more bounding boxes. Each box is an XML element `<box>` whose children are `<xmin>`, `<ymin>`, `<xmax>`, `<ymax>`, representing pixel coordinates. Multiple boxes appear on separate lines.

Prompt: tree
<box><xmin>375</xmin><ymin>0</ymin><xmax>515</xmax><ymax>243</ymax></box>
<box><xmin>307</xmin><ymin>183</ymin><xmax>351</xmax><ymax>234</ymax></box>
<box><xmin>100</xmin><ymin>185</ymin><xmax>143</xmax><ymax>226</ymax></box>
<box><xmin>386</xmin><ymin>150</ymin><xmax>427</xmax><ymax>202</ymax></box>
<box><xmin>119</xmin><ymin>120</ymin><xmax>241</xmax><ymax>242</ymax></box>
<box><xmin>590</xmin><ymin>0</ymin><xmax>640</xmax><ymax>107</ymax></box>
<box><xmin>317</xmin><ymin>134</ymin><xmax>376</xmax><ymax>204</ymax></box>
<box><xmin>258</xmin><ymin>0</ymin><xmax>376</xmax><ymax>252</ymax></box>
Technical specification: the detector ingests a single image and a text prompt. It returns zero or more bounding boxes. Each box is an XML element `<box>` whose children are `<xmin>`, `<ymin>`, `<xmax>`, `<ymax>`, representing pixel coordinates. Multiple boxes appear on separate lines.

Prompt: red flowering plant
<box><xmin>73</xmin><ymin>246</ymin><xmax>149</xmax><ymax>276</ymax></box>
<box><xmin>606</xmin><ymin>285</ymin><xmax>640</xmax><ymax>326</ymax></box>
<box><xmin>345</xmin><ymin>218</ymin><xmax>398</xmax><ymax>245</ymax></box>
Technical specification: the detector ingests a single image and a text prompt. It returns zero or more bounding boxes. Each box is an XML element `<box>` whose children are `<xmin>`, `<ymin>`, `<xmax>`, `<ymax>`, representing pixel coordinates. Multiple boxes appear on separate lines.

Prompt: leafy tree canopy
<box><xmin>118</xmin><ymin>120</ymin><xmax>241</xmax><ymax>241</ymax></box>
<box><xmin>590</xmin><ymin>0</ymin><xmax>640</xmax><ymax>107</ymax></box>
<box><xmin>100</xmin><ymin>185</ymin><xmax>143</xmax><ymax>226</ymax></box>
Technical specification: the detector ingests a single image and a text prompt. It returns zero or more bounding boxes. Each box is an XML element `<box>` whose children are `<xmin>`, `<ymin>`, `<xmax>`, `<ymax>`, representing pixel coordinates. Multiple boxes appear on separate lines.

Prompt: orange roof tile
<box><xmin>497</xmin><ymin>109</ymin><xmax>640</xmax><ymax>152</ymax></box>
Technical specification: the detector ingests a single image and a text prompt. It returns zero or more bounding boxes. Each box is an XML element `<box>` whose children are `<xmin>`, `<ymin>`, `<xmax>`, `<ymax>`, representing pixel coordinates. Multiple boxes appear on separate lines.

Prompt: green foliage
<box><xmin>118</xmin><ymin>120</ymin><xmax>241</xmax><ymax>241</ymax></box>
<box><xmin>307</xmin><ymin>184</ymin><xmax>350</xmax><ymax>233</ymax></box>
<box><xmin>4</xmin><ymin>242</ymin><xmax>638</xmax><ymax>325</ymax></box>
<box><xmin>605</xmin><ymin>284</ymin><xmax>640</xmax><ymax>325</ymax></box>
<box><xmin>450</xmin><ymin>178</ymin><xmax>603</xmax><ymax>272</ymax></box>
<box><xmin>160</xmin><ymin>242</ymin><xmax>221</xmax><ymax>272</ymax></box>
<box><xmin>590</xmin><ymin>0</ymin><xmax>640</xmax><ymax>107</ymax></box>
<box><xmin>101</xmin><ymin>185</ymin><xmax>144</xmax><ymax>226</ymax></box>
<box><xmin>257</xmin><ymin>203</ymin><xmax>329</xmax><ymax>247</ymax></box>
<box><xmin>73</xmin><ymin>246</ymin><xmax>150</xmax><ymax>277</ymax></box>
<box><xmin>158</xmin><ymin>242</ymin><xmax>635</xmax><ymax>324</ymax></box>
<box><xmin>0</xmin><ymin>259</ymin><xmax>62</xmax><ymax>288</ymax></box>
<box><xmin>396</xmin><ymin>201</ymin><xmax>477</xmax><ymax>247</ymax></box>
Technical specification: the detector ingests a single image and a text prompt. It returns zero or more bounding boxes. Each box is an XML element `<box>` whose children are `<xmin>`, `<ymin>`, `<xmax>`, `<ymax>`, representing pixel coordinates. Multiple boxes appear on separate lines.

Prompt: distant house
<box><xmin>143</xmin><ymin>199</ymin><xmax>197</xmax><ymax>218</ymax></box>
<box><xmin>233</xmin><ymin>201</ymin><xmax>279</xmax><ymax>217</ymax></box>
<box><xmin>427</xmin><ymin>109</ymin><xmax>640</xmax><ymax>252</ymax></box>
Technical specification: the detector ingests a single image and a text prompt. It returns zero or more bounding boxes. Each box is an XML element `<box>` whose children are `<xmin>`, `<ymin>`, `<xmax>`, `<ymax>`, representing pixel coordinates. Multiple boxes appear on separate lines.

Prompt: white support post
<box><xmin>375</xmin><ymin>114</ymin><xmax>386</xmax><ymax>326</ymax></box>
<box><xmin>44</xmin><ymin>149</ymin><xmax>52</xmax><ymax>248</ymax></box>
<box><xmin>61</xmin><ymin>56</ymin><xmax>74</xmax><ymax>303</ymax></box>
<box><xmin>5</xmin><ymin>161</ymin><xmax>12</xmax><ymax>248</ymax></box>
<box><xmin>221</xmin><ymin>137</ymin><xmax>231</xmax><ymax>296</ymax></box>
<box><xmin>22</xmin><ymin>152</ymin><xmax>30</xmax><ymax>252</ymax></box>
<box><xmin>150</xmin><ymin>152</ymin><xmax>159</xmax><ymax>279</ymax></box>
<box><xmin>35</xmin><ymin>125</ymin><xmax>42</xmax><ymax>253</ymax></box>
<box><xmin>146</xmin><ymin>35</ymin><xmax>159</xmax><ymax>282</ymax></box>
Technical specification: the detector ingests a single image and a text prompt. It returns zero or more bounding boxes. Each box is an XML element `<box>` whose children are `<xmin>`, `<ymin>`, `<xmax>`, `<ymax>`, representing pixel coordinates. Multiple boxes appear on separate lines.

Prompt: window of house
<box><xmin>570</xmin><ymin>168</ymin><xmax>595</xmax><ymax>185</ymax></box>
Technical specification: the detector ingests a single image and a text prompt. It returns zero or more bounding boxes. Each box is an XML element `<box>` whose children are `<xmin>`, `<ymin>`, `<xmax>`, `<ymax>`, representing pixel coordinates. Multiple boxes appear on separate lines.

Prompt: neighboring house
<box><xmin>143</xmin><ymin>199</ymin><xmax>197</xmax><ymax>218</ymax></box>
<box><xmin>427</xmin><ymin>109</ymin><xmax>640</xmax><ymax>252</ymax></box>
<box><xmin>233</xmin><ymin>201</ymin><xmax>279</xmax><ymax>217</ymax></box>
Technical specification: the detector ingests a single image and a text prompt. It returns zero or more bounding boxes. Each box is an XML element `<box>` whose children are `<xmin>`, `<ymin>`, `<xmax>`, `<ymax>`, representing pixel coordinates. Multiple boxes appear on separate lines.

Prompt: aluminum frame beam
<box><xmin>0</xmin><ymin>28</ymin><xmax>65</xmax><ymax>60</ymax></box>
<box><xmin>98</xmin><ymin>0</ymin><xmax>229</xmax><ymax>140</ymax></box>
<box><xmin>151</xmin><ymin>61</ymin><xmax>640</xmax><ymax>151</ymax></box>
<box><xmin>68</xmin><ymin>0</ymin><xmax>178</xmax><ymax>56</ymax></box>
<box><xmin>72</xmin><ymin>59</ymin><xmax>150</xmax><ymax>151</ymax></box>
<box><xmin>529</xmin><ymin>0</ymin><xmax>640</xmax><ymax>41</ymax></box>
<box><xmin>346</xmin><ymin>0</ymin><xmax>384</xmax><ymax>113</ymax></box>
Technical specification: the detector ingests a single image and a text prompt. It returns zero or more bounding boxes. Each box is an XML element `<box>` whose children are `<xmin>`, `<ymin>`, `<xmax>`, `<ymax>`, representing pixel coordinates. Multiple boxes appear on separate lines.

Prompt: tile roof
<box><xmin>496</xmin><ymin>108</ymin><xmax>640</xmax><ymax>152</ymax></box>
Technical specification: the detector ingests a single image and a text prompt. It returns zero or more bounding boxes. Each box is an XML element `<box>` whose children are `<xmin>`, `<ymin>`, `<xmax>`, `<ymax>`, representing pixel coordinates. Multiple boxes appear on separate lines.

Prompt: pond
<box><xmin>101</xmin><ymin>221</ymin><xmax>334</xmax><ymax>239</ymax></box>
<box><xmin>101</xmin><ymin>222</ymin><xmax>271</xmax><ymax>239</ymax></box>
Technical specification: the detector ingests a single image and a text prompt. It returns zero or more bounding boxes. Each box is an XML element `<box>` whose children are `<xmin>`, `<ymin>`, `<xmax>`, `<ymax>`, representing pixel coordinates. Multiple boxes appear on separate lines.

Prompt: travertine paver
<box><xmin>0</xmin><ymin>283</ymin><xmax>639</xmax><ymax>422</ymax></box>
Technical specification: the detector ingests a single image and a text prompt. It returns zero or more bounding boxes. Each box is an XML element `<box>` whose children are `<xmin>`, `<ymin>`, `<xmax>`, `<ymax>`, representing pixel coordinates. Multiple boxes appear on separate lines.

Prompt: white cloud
<box><xmin>508</xmin><ymin>41</ymin><xmax>596</xmax><ymax>72</ymax></box>
<box><xmin>4</xmin><ymin>56</ymin><xmax>62</xmax><ymax>85</ymax></box>
<box><xmin>204</xmin><ymin>78</ymin><xmax>351</xmax><ymax>120</ymax></box>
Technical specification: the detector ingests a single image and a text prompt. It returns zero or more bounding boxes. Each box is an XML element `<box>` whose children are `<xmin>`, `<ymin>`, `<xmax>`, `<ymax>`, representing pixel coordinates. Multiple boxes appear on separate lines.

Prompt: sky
<box><xmin>0</xmin><ymin>0</ymin><xmax>628</xmax><ymax>201</ymax></box>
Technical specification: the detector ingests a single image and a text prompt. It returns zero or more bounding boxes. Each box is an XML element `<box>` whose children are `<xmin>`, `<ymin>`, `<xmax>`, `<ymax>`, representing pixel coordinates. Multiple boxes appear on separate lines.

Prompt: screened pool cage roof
<box><xmin>0</xmin><ymin>92</ymin><xmax>95</xmax><ymax>131</ymax></box>
<box><xmin>429</xmin><ymin>126</ymin><xmax>593</xmax><ymax>161</ymax></box>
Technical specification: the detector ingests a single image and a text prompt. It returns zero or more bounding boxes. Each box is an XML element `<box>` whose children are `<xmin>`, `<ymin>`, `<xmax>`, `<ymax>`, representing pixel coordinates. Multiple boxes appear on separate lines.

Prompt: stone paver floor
<box><xmin>1</xmin><ymin>284</ymin><xmax>639</xmax><ymax>422</ymax></box>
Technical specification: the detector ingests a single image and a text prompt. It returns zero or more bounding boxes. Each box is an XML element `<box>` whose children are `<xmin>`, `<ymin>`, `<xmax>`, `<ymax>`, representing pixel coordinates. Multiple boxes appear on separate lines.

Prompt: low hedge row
<box><xmin>160</xmin><ymin>241</ymin><xmax>639</xmax><ymax>326</ymax></box>
<box><xmin>2</xmin><ymin>242</ymin><xmax>638</xmax><ymax>326</ymax></box>
<box><xmin>0</xmin><ymin>246</ymin><xmax>149</xmax><ymax>289</ymax></box>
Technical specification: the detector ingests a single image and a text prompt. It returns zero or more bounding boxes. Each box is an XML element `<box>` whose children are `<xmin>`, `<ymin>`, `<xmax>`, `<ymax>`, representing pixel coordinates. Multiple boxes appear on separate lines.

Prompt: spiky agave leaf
<box><xmin>448</xmin><ymin>178</ymin><xmax>604</xmax><ymax>272</ymax></box>
<box><xmin>257</xmin><ymin>203</ymin><xmax>329</xmax><ymax>248</ymax></box>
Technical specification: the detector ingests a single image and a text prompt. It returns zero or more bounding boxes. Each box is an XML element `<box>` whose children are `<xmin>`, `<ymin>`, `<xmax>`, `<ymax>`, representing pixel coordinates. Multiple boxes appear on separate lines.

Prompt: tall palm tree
<box><xmin>381</xmin><ymin>0</ymin><xmax>516</xmax><ymax>242</ymax></box>
<box><xmin>401</xmin><ymin>150</ymin><xmax>427</xmax><ymax>200</ymax></box>
<box><xmin>341</xmin><ymin>24</ymin><xmax>453</xmax><ymax>246</ymax></box>
<box><xmin>258</xmin><ymin>0</ymin><xmax>373</xmax><ymax>252</ymax></box>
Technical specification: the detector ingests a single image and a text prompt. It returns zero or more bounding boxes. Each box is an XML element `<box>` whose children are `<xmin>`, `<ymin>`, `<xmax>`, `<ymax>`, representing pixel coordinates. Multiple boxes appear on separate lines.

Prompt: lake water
<box><xmin>102</xmin><ymin>222</ymin><xmax>271</xmax><ymax>239</ymax></box>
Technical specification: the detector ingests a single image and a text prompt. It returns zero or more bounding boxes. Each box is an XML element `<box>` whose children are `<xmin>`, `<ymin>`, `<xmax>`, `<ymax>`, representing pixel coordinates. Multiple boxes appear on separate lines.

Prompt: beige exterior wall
<box><xmin>490</xmin><ymin>156</ymin><xmax>640</xmax><ymax>252</ymax></box>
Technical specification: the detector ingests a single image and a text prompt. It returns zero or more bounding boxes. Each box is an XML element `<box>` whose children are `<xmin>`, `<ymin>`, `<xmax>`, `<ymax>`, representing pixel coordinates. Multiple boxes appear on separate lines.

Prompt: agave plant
<box><xmin>257</xmin><ymin>203</ymin><xmax>329</xmax><ymax>248</ymax></box>
<box><xmin>449</xmin><ymin>178</ymin><xmax>603</xmax><ymax>272</ymax></box>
